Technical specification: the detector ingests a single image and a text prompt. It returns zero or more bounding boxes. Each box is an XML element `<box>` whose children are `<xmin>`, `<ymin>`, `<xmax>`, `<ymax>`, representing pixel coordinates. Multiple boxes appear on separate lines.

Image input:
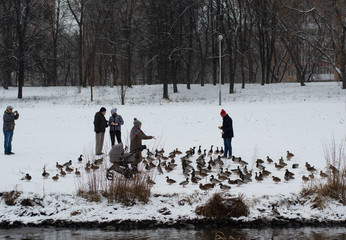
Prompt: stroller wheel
<box><xmin>106</xmin><ymin>169</ymin><xmax>114</xmax><ymax>180</ymax></box>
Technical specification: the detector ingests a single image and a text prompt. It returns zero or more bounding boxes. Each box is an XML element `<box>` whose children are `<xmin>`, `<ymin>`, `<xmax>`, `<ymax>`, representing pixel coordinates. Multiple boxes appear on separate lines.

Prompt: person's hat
<box><xmin>133</xmin><ymin>118</ymin><xmax>142</xmax><ymax>127</ymax></box>
<box><xmin>6</xmin><ymin>106</ymin><xmax>13</xmax><ymax>110</ymax></box>
<box><xmin>220</xmin><ymin>109</ymin><xmax>226</xmax><ymax>116</ymax></box>
<box><xmin>111</xmin><ymin>108</ymin><xmax>117</xmax><ymax>114</ymax></box>
<box><xmin>99</xmin><ymin>107</ymin><xmax>106</xmax><ymax>112</ymax></box>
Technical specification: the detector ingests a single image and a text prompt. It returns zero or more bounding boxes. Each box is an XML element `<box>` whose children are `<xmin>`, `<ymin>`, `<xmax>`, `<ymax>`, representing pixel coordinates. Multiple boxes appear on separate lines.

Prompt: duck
<box><xmin>197</xmin><ymin>145</ymin><xmax>202</xmax><ymax>155</ymax></box>
<box><xmin>274</xmin><ymin>163</ymin><xmax>284</xmax><ymax>170</ymax></box>
<box><xmin>266</xmin><ymin>156</ymin><xmax>273</xmax><ymax>164</ymax></box>
<box><xmin>228</xmin><ymin>179</ymin><xmax>238</xmax><ymax>185</ymax></box>
<box><xmin>255</xmin><ymin>172</ymin><xmax>263</xmax><ymax>182</ymax></box>
<box><xmin>231</xmin><ymin>166</ymin><xmax>242</xmax><ymax>175</ymax></box>
<box><xmin>320</xmin><ymin>170</ymin><xmax>328</xmax><ymax>178</ymax></box>
<box><xmin>239</xmin><ymin>159</ymin><xmax>248</xmax><ymax>166</ymax></box>
<box><xmin>147</xmin><ymin>176</ymin><xmax>156</xmax><ymax>185</ymax></box>
<box><xmin>307</xmin><ymin>166</ymin><xmax>316</xmax><ymax>172</ymax></box>
<box><xmin>199</xmin><ymin>183</ymin><xmax>215</xmax><ymax>191</ymax></box>
<box><xmin>156</xmin><ymin>161</ymin><xmax>163</xmax><ymax>174</ymax></box>
<box><xmin>219</xmin><ymin>183</ymin><xmax>231</xmax><ymax>190</ymax></box>
<box><xmin>60</xmin><ymin>169</ymin><xmax>66</xmax><ymax>177</ymax></box>
<box><xmin>95</xmin><ymin>158</ymin><xmax>103</xmax><ymax>165</ymax></box>
<box><xmin>286</xmin><ymin>151</ymin><xmax>294</xmax><ymax>160</ymax></box>
<box><xmin>85</xmin><ymin>165</ymin><xmax>90</xmax><ymax>173</ymax></box>
<box><xmin>224</xmin><ymin>168</ymin><xmax>232</xmax><ymax>177</ymax></box>
<box><xmin>56</xmin><ymin>162</ymin><xmax>63</xmax><ymax>170</ymax></box>
<box><xmin>241</xmin><ymin>173</ymin><xmax>252</xmax><ymax>183</ymax></box>
<box><xmin>309</xmin><ymin>173</ymin><xmax>314</xmax><ymax>180</ymax></box>
<box><xmin>78</xmin><ymin>155</ymin><xmax>83</xmax><ymax>162</ymax></box>
<box><xmin>235</xmin><ymin>179</ymin><xmax>245</xmax><ymax>186</ymax></box>
<box><xmin>256</xmin><ymin>162</ymin><xmax>265</xmax><ymax>171</ymax></box>
<box><xmin>261</xmin><ymin>167</ymin><xmax>271</xmax><ymax>178</ymax></box>
<box><xmin>292</xmin><ymin>163</ymin><xmax>299</xmax><ymax>169</ymax></box>
<box><xmin>63</xmin><ymin>160</ymin><xmax>72</xmax><ymax>167</ymax></box>
<box><xmin>52</xmin><ymin>174</ymin><xmax>59</xmax><ymax>181</ymax></box>
<box><xmin>218</xmin><ymin>174</ymin><xmax>228</xmax><ymax>182</ymax></box>
<box><xmin>90</xmin><ymin>164</ymin><xmax>99</xmax><ymax>171</ymax></box>
<box><xmin>256</xmin><ymin>159</ymin><xmax>264</xmax><ymax>164</ymax></box>
<box><xmin>179</xmin><ymin>178</ymin><xmax>189</xmax><ymax>187</ymax></box>
<box><xmin>208</xmin><ymin>145</ymin><xmax>213</xmax><ymax>156</ymax></box>
<box><xmin>302</xmin><ymin>175</ymin><xmax>309</xmax><ymax>182</ymax></box>
<box><xmin>220</xmin><ymin>147</ymin><xmax>224</xmax><ymax>155</ymax></box>
<box><xmin>75</xmin><ymin>168</ymin><xmax>81</xmax><ymax>177</ymax></box>
<box><xmin>174</xmin><ymin>148</ymin><xmax>182</xmax><ymax>155</ymax></box>
<box><xmin>65</xmin><ymin>166</ymin><xmax>73</xmax><ymax>173</ymax></box>
<box><xmin>232</xmin><ymin>156</ymin><xmax>241</xmax><ymax>163</ymax></box>
<box><xmin>214</xmin><ymin>147</ymin><xmax>219</xmax><ymax>155</ymax></box>
<box><xmin>272</xmin><ymin>176</ymin><xmax>281</xmax><ymax>183</ymax></box>
<box><xmin>166</xmin><ymin>176</ymin><xmax>176</xmax><ymax>185</ymax></box>
<box><xmin>164</xmin><ymin>164</ymin><xmax>174</xmax><ymax>173</ymax></box>
<box><xmin>22</xmin><ymin>173</ymin><xmax>32</xmax><ymax>181</ymax></box>
<box><xmin>42</xmin><ymin>167</ymin><xmax>49</xmax><ymax>178</ymax></box>
<box><xmin>279</xmin><ymin>158</ymin><xmax>287</xmax><ymax>167</ymax></box>
<box><xmin>86</xmin><ymin>161</ymin><xmax>91</xmax><ymax>168</ymax></box>
<box><xmin>329</xmin><ymin>164</ymin><xmax>339</xmax><ymax>175</ymax></box>
<box><xmin>210</xmin><ymin>175</ymin><xmax>221</xmax><ymax>184</ymax></box>
<box><xmin>284</xmin><ymin>169</ymin><xmax>295</xmax><ymax>181</ymax></box>
<box><xmin>305</xmin><ymin>162</ymin><xmax>311</xmax><ymax>169</ymax></box>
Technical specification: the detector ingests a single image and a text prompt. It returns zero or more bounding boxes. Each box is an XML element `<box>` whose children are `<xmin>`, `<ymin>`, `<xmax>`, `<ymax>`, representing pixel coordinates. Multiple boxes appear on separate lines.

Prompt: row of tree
<box><xmin>0</xmin><ymin>0</ymin><xmax>345</xmax><ymax>100</ymax></box>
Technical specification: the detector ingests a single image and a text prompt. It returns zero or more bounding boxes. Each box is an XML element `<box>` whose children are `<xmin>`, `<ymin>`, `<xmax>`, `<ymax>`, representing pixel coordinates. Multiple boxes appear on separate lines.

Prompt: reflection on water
<box><xmin>0</xmin><ymin>226</ymin><xmax>345</xmax><ymax>240</ymax></box>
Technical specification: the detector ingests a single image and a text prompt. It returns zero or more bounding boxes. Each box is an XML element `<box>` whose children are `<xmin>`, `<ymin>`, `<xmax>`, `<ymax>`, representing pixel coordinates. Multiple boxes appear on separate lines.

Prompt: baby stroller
<box><xmin>106</xmin><ymin>143</ymin><xmax>146</xmax><ymax>180</ymax></box>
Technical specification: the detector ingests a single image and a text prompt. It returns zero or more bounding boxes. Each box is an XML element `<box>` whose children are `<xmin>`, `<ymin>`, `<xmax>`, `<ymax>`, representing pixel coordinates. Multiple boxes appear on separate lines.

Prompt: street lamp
<box><xmin>218</xmin><ymin>34</ymin><xmax>223</xmax><ymax>106</ymax></box>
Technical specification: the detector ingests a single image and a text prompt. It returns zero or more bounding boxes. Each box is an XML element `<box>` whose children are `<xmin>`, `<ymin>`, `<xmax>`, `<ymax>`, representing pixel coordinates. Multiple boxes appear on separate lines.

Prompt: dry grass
<box><xmin>2</xmin><ymin>190</ymin><xmax>21</xmax><ymax>206</ymax></box>
<box><xmin>300</xmin><ymin>138</ymin><xmax>345</xmax><ymax>209</ymax></box>
<box><xmin>215</xmin><ymin>231</ymin><xmax>240</xmax><ymax>240</ymax></box>
<box><xmin>103</xmin><ymin>172</ymin><xmax>152</xmax><ymax>206</ymax></box>
<box><xmin>195</xmin><ymin>193</ymin><xmax>249</xmax><ymax>218</ymax></box>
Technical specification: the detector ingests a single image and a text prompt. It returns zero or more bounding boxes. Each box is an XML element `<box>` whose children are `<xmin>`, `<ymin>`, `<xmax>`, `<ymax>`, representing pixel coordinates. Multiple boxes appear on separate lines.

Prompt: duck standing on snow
<box><xmin>218</xmin><ymin>109</ymin><xmax>234</xmax><ymax>158</ymax></box>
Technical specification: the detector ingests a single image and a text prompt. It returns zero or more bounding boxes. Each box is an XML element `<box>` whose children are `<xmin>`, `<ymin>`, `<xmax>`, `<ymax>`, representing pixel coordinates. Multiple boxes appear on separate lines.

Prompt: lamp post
<box><xmin>218</xmin><ymin>34</ymin><xmax>223</xmax><ymax>106</ymax></box>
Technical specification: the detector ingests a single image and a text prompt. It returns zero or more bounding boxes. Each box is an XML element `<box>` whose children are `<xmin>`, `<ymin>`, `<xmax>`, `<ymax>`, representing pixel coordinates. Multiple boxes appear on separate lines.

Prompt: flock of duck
<box><xmin>21</xmin><ymin>145</ymin><xmax>334</xmax><ymax>193</ymax></box>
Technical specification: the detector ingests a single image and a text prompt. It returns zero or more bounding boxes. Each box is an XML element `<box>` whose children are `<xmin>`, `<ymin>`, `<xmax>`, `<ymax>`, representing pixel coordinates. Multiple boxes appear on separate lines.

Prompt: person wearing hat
<box><xmin>218</xmin><ymin>109</ymin><xmax>234</xmax><ymax>158</ymax></box>
<box><xmin>93</xmin><ymin>107</ymin><xmax>108</xmax><ymax>155</ymax></box>
<box><xmin>108</xmin><ymin>108</ymin><xmax>124</xmax><ymax>146</ymax></box>
<box><xmin>3</xmin><ymin>106</ymin><xmax>19</xmax><ymax>155</ymax></box>
<box><xmin>130</xmin><ymin>118</ymin><xmax>155</xmax><ymax>170</ymax></box>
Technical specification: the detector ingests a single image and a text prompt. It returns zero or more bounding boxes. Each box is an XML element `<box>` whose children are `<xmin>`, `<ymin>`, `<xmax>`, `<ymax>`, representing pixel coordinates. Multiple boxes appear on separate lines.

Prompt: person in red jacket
<box><xmin>218</xmin><ymin>109</ymin><xmax>234</xmax><ymax>158</ymax></box>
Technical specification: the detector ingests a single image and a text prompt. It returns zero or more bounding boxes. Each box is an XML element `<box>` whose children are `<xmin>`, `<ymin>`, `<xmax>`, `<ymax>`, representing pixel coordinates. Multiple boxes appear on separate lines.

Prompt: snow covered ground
<box><xmin>0</xmin><ymin>82</ymin><xmax>345</xmax><ymax>225</ymax></box>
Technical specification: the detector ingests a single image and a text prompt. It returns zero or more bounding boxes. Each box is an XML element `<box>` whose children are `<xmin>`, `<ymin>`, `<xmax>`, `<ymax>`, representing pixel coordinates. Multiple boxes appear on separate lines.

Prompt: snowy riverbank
<box><xmin>0</xmin><ymin>82</ymin><xmax>345</xmax><ymax>227</ymax></box>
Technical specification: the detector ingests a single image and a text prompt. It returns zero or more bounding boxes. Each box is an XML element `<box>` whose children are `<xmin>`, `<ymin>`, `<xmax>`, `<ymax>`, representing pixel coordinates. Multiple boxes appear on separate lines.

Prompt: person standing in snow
<box><xmin>108</xmin><ymin>108</ymin><xmax>124</xmax><ymax>146</ymax></box>
<box><xmin>130</xmin><ymin>118</ymin><xmax>155</xmax><ymax>169</ymax></box>
<box><xmin>3</xmin><ymin>106</ymin><xmax>19</xmax><ymax>155</ymax></box>
<box><xmin>218</xmin><ymin>109</ymin><xmax>234</xmax><ymax>158</ymax></box>
<box><xmin>94</xmin><ymin>107</ymin><xmax>108</xmax><ymax>155</ymax></box>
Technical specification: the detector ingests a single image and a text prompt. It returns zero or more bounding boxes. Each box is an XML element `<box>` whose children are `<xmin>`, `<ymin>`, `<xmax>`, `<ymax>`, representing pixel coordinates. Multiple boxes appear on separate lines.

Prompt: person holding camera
<box><xmin>3</xmin><ymin>106</ymin><xmax>19</xmax><ymax>155</ymax></box>
<box><xmin>130</xmin><ymin>118</ymin><xmax>155</xmax><ymax>170</ymax></box>
<box><xmin>93</xmin><ymin>107</ymin><xmax>108</xmax><ymax>155</ymax></box>
<box><xmin>108</xmin><ymin>108</ymin><xmax>124</xmax><ymax>146</ymax></box>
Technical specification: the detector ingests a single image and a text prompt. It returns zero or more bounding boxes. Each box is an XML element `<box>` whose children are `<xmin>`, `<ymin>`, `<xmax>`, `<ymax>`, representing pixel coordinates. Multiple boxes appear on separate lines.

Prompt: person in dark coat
<box><xmin>94</xmin><ymin>107</ymin><xmax>108</xmax><ymax>155</ymax></box>
<box><xmin>108</xmin><ymin>108</ymin><xmax>124</xmax><ymax>146</ymax></box>
<box><xmin>130</xmin><ymin>118</ymin><xmax>155</xmax><ymax>169</ymax></box>
<box><xmin>3</xmin><ymin>106</ymin><xmax>19</xmax><ymax>155</ymax></box>
<box><xmin>218</xmin><ymin>109</ymin><xmax>234</xmax><ymax>158</ymax></box>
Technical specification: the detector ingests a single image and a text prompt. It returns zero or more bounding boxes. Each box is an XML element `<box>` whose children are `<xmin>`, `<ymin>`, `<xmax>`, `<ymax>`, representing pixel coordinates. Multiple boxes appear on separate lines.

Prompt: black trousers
<box><xmin>110</xmin><ymin>130</ymin><xmax>121</xmax><ymax>146</ymax></box>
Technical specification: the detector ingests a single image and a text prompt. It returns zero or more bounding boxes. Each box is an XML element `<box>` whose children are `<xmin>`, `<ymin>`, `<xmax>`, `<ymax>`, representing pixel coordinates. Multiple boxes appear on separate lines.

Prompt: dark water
<box><xmin>0</xmin><ymin>227</ymin><xmax>345</xmax><ymax>240</ymax></box>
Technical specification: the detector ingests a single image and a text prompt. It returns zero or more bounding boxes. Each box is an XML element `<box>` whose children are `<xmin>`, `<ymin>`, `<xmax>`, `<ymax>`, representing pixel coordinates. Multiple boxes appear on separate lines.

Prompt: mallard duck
<box><xmin>231</xmin><ymin>166</ymin><xmax>242</xmax><ymax>175</ymax></box>
<box><xmin>219</xmin><ymin>183</ymin><xmax>231</xmax><ymax>190</ymax></box>
<box><xmin>95</xmin><ymin>158</ymin><xmax>103</xmax><ymax>165</ymax></box>
<box><xmin>262</xmin><ymin>167</ymin><xmax>271</xmax><ymax>177</ymax></box>
<box><xmin>305</xmin><ymin>162</ymin><xmax>311</xmax><ymax>169</ymax></box>
<box><xmin>286</xmin><ymin>151</ymin><xmax>294</xmax><ymax>160</ymax></box>
<box><xmin>52</xmin><ymin>174</ymin><xmax>59</xmax><ymax>181</ymax></box>
<box><xmin>210</xmin><ymin>175</ymin><xmax>221</xmax><ymax>184</ymax></box>
<box><xmin>307</xmin><ymin>166</ymin><xmax>316</xmax><ymax>172</ymax></box>
<box><xmin>174</xmin><ymin>148</ymin><xmax>182</xmax><ymax>155</ymax></box>
<box><xmin>75</xmin><ymin>168</ymin><xmax>81</xmax><ymax>177</ymax></box>
<box><xmin>65</xmin><ymin>166</ymin><xmax>73</xmax><ymax>173</ymax></box>
<box><xmin>156</xmin><ymin>161</ymin><xmax>163</xmax><ymax>174</ymax></box>
<box><xmin>218</xmin><ymin>174</ymin><xmax>228</xmax><ymax>181</ymax></box>
<box><xmin>22</xmin><ymin>173</ymin><xmax>32</xmax><ymax>181</ymax></box>
<box><xmin>224</xmin><ymin>168</ymin><xmax>232</xmax><ymax>177</ymax></box>
<box><xmin>86</xmin><ymin>161</ymin><xmax>91</xmax><ymax>168</ymax></box>
<box><xmin>85</xmin><ymin>165</ymin><xmax>90</xmax><ymax>173</ymax></box>
<box><xmin>42</xmin><ymin>167</ymin><xmax>49</xmax><ymax>178</ymax></box>
<box><xmin>329</xmin><ymin>164</ymin><xmax>339</xmax><ymax>175</ymax></box>
<box><xmin>279</xmin><ymin>158</ymin><xmax>287</xmax><ymax>167</ymax></box>
<box><xmin>320</xmin><ymin>170</ymin><xmax>328</xmax><ymax>178</ymax></box>
<box><xmin>165</xmin><ymin>164</ymin><xmax>174</xmax><ymax>173</ymax></box>
<box><xmin>235</xmin><ymin>179</ymin><xmax>245</xmax><ymax>186</ymax></box>
<box><xmin>60</xmin><ymin>168</ymin><xmax>66</xmax><ymax>177</ymax></box>
<box><xmin>90</xmin><ymin>164</ymin><xmax>99</xmax><ymax>171</ymax></box>
<box><xmin>272</xmin><ymin>176</ymin><xmax>281</xmax><ymax>183</ymax></box>
<box><xmin>56</xmin><ymin>162</ymin><xmax>63</xmax><ymax>169</ymax></box>
<box><xmin>220</xmin><ymin>147</ymin><xmax>224</xmax><ymax>155</ymax></box>
<box><xmin>255</xmin><ymin>172</ymin><xmax>263</xmax><ymax>182</ymax></box>
<box><xmin>292</xmin><ymin>163</ymin><xmax>299</xmax><ymax>169</ymax></box>
<box><xmin>78</xmin><ymin>155</ymin><xmax>83</xmax><ymax>162</ymax></box>
<box><xmin>214</xmin><ymin>147</ymin><xmax>219</xmax><ymax>155</ymax></box>
<box><xmin>302</xmin><ymin>175</ymin><xmax>309</xmax><ymax>182</ymax></box>
<box><xmin>191</xmin><ymin>174</ymin><xmax>202</xmax><ymax>184</ymax></box>
<box><xmin>63</xmin><ymin>160</ymin><xmax>72</xmax><ymax>167</ymax></box>
<box><xmin>228</xmin><ymin>179</ymin><xmax>237</xmax><ymax>185</ymax></box>
<box><xmin>179</xmin><ymin>178</ymin><xmax>189</xmax><ymax>187</ymax></box>
<box><xmin>232</xmin><ymin>156</ymin><xmax>241</xmax><ymax>163</ymax></box>
<box><xmin>275</xmin><ymin>163</ymin><xmax>284</xmax><ymax>170</ymax></box>
<box><xmin>147</xmin><ymin>176</ymin><xmax>156</xmax><ymax>185</ymax></box>
<box><xmin>256</xmin><ymin>162</ymin><xmax>265</xmax><ymax>171</ymax></box>
<box><xmin>239</xmin><ymin>159</ymin><xmax>248</xmax><ymax>166</ymax></box>
<box><xmin>266</xmin><ymin>156</ymin><xmax>273</xmax><ymax>164</ymax></box>
<box><xmin>199</xmin><ymin>183</ymin><xmax>215</xmax><ymax>191</ymax></box>
<box><xmin>208</xmin><ymin>145</ymin><xmax>214</xmax><ymax>156</ymax></box>
<box><xmin>309</xmin><ymin>173</ymin><xmax>314</xmax><ymax>180</ymax></box>
<box><xmin>256</xmin><ymin>159</ymin><xmax>264</xmax><ymax>164</ymax></box>
<box><xmin>166</xmin><ymin>176</ymin><xmax>176</xmax><ymax>185</ymax></box>
<box><xmin>284</xmin><ymin>169</ymin><xmax>295</xmax><ymax>181</ymax></box>
<box><xmin>197</xmin><ymin>145</ymin><xmax>202</xmax><ymax>155</ymax></box>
